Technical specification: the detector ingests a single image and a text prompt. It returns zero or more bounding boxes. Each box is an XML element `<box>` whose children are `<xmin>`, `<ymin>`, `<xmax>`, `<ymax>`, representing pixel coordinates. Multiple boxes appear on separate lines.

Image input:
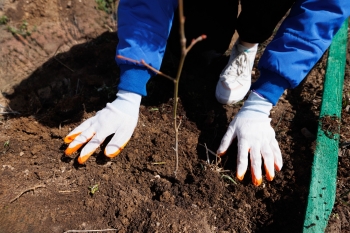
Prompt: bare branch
<box><xmin>116</xmin><ymin>55</ymin><xmax>141</xmax><ymax>64</ymax></box>
<box><xmin>186</xmin><ymin>35</ymin><xmax>207</xmax><ymax>53</ymax></box>
<box><xmin>140</xmin><ymin>60</ymin><xmax>175</xmax><ymax>82</ymax></box>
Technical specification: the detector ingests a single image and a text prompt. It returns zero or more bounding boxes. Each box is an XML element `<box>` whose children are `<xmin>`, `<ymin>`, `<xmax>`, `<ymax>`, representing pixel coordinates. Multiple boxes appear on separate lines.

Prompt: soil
<box><xmin>0</xmin><ymin>1</ymin><xmax>350</xmax><ymax>232</ymax></box>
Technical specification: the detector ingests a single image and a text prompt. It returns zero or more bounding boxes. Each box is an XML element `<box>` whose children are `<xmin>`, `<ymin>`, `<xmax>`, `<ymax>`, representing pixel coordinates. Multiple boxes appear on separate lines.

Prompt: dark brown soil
<box><xmin>0</xmin><ymin>1</ymin><xmax>349</xmax><ymax>232</ymax></box>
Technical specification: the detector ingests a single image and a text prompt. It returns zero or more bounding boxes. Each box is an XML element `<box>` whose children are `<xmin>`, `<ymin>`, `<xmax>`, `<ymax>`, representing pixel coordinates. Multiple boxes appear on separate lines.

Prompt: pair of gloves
<box><xmin>64</xmin><ymin>91</ymin><xmax>282</xmax><ymax>186</ymax></box>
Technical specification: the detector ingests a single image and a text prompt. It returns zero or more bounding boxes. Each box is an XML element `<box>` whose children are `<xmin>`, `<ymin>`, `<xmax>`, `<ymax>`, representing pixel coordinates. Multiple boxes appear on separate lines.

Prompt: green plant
<box><xmin>88</xmin><ymin>184</ymin><xmax>99</xmax><ymax>195</ymax></box>
<box><xmin>0</xmin><ymin>15</ymin><xmax>9</xmax><ymax>25</ymax></box>
<box><xmin>221</xmin><ymin>174</ymin><xmax>237</xmax><ymax>184</ymax></box>
<box><xmin>95</xmin><ymin>0</ymin><xmax>114</xmax><ymax>13</ymax></box>
<box><xmin>3</xmin><ymin>140</ymin><xmax>10</xmax><ymax>154</ymax></box>
<box><xmin>7</xmin><ymin>20</ymin><xmax>35</xmax><ymax>37</ymax></box>
<box><xmin>3</xmin><ymin>140</ymin><xmax>9</xmax><ymax>148</ymax></box>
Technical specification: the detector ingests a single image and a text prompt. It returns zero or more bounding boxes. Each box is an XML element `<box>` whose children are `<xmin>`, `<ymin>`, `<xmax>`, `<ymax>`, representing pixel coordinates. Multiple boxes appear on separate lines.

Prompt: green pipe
<box><xmin>303</xmin><ymin>19</ymin><xmax>348</xmax><ymax>232</ymax></box>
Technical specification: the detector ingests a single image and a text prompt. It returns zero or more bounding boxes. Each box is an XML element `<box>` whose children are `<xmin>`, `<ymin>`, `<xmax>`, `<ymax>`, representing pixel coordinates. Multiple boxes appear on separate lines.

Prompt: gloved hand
<box><xmin>64</xmin><ymin>90</ymin><xmax>141</xmax><ymax>164</ymax></box>
<box><xmin>217</xmin><ymin>91</ymin><xmax>282</xmax><ymax>186</ymax></box>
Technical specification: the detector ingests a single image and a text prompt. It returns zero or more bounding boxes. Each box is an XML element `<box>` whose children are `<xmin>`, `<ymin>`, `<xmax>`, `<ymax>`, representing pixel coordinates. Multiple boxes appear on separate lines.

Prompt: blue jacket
<box><xmin>252</xmin><ymin>0</ymin><xmax>350</xmax><ymax>105</ymax></box>
<box><xmin>116</xmin><ymin>0</ymin><xmax>178</xmax><ymax>96</ymax></box>
<box><xmin>116</xmin><ymin>0</ymin><xmax>350</xmax><ymax>105</ymax></box>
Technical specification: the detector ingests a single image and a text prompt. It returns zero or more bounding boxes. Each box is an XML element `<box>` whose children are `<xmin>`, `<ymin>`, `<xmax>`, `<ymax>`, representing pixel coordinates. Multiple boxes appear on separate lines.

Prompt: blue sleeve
<box><xmin>252</xmin><ymin>0</ymin><xmax>350</xmax><ymax>105</ymax></box>
<box><xmin>116</xmin><ymin>0</ymin><xmax>178</xmax><ymax>96</ymax></box>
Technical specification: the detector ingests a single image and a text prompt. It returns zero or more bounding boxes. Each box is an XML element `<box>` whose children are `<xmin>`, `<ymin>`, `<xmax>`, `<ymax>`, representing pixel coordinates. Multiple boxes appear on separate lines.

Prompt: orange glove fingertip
<box><xmin>265</xmin><ymin>174</ymin><xmax>274</xmax><ymax>181</ymax></box>
<box><xmin>105</xmin><ymin>148</ymin><xmax>122</xmax><ymax>158</ymax></box>
<box><xmin>77</xmin><ymin>151</ymin><xmax>94</xmax><ymax>164</ymax></box>
<box><xmin>252</xmin><ymin>177</ymin><xmax>262</xmax><ymax>186</ymax></box>
<box><xmin>104</xmin><ymin>141</ymin><xmax>129</xmax><ymax>158</ymax></box>
<box><xmin>64</xmin><ymin>133</ymin><xmax>81</xmax><ymax>144</ymax></box>
<box><xmin>65</xmin><ymin>144</ymin><xmax>83</xmax><ymax>156</ymax></box>
<box><xmin>264</xmin><ymin>164</ymin><xmax>274</xmax><ymax>181</ymax></box>
<box><xmin>274</xmin><ymin>163</ymin><xmax>282</xmax><ymax>172</ymax></box>
<box><xmin>251</xmin><ymin>169</ymin><xmax>262</xmax><ymax>186</ymax></box>
<box><xmin>217</xmin><ymin>151</ymin><xmax>226</xmax><ymax>157</ymax></box>
<box><xmin>236</xmin><ymin>171</ymin><xmax>246</xmax><ymax>181</ymax></box>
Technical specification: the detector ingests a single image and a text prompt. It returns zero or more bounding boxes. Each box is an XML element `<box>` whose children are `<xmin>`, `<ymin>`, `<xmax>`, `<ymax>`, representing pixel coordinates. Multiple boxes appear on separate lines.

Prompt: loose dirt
<box><xmin>0</xmin><ymin>1</ymin><xmax>349</xmax><ymax>232</ymax></box>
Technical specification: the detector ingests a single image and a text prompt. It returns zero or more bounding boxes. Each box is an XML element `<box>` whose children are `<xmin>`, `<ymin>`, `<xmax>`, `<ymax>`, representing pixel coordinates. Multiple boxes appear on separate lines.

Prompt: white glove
<box><xmin>217</xmin><ymin>91</ymin><xmax>282</xmax><ymax>186</ymax></box>
<box><xmin>64</xmin><ymin>90</ymin><xmax>141</xmax><ymax>164</ymax></box>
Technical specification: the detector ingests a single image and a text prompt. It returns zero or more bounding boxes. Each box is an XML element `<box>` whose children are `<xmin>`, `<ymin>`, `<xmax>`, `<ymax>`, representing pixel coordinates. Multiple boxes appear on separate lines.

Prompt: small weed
<box><xmin>88</xmin><ymin>184</ymin><xmax>99</xmax><ymax>195</ymax></box>
<box><xmin>7</xmin><ymin>20</ymin><xmax>36</xmax><ymax>37</ymax></box>
<box><xmin>3</xmin><ymin>140</ymin><xmax>10</xmax><ymax>153</ymax></box>
<box><xmin>95</xmin><ymin>0</ymin><xmax>114</xmax><ymax>13</ymax></box>
<box><xmin>0</xmin><ymin>15</ymin><xmax>9</xmax><ymax>25</ymax></box>
<box><xmin>3</xmin><ymin>140</ymin><xmax>9</xmax><ymax>148</ymax></box>
<box><xmin>221</xmin><ymin>174</ymin><xmax>237</xmax><ymax>184</ymax></box>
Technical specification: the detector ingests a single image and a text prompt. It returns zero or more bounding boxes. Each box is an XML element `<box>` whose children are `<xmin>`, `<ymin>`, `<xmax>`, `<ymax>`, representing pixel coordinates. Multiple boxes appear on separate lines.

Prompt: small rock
<box><xmin>67</xmin><ymin>1</ymin><xmax>72</xmax><ymax>8</ymax></box>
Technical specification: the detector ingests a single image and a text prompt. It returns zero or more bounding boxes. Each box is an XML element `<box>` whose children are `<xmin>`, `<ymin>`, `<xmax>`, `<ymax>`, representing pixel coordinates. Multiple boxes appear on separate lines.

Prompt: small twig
<box><xmin>185</xmin><ymin>35</ymin><xmax>207</xmax><ymax>54</ymax></box>
<box><xmin>63</xmin><ymin>229</ymin><xmax>117</xmax><ymax>233</ymax></box>
<box><xmin>218</xmin><ymin>169</ymin><xmax>231</xmax><ymax>173</ymax></box>
<box><xmin>0</xmin><ymin>104</ymin><xmax>20</xmax><ymax>115</ymax></box>
<box><xmin>198</xmin><ymin>143</ymin><xmax>222</xmax><ymax>166</ymax></box>
<box><xmin>116</xmin><ymin>55</ymin><xmax>175</xmax><ymax>82</ymax></box>
<box><xmin>151</xmin><ymin>162</ymin><xmax>166</xmax><ymax>165</ymax></box>
<box><xmin>53</xmin><ymin>44</ymin><xmax>63</xmax><ymax>56</ymax></box>
<box><xmin>0</xmin><ymin>112</ymin><xmax>20</xmax><ymax>115</ymax></box>
<box><xmin>213</xmin><ymin>143</ymin><xmax>218</xmax><ymax>166</ymax></box>
<box><xmin>59</xmin><ymin>190</ymin><xmax>79</xmax><ymax>193</ymax></box>
<box><xmin>177</xmin><ymin>117</ymin><xmax>182</xmax><ymax>131</ymax></box>
<box><xmin>53</xmin><ymin>57</ymin><xmax>74</xmax><ymax>72</ymax></box>
<box><xmin>116</xmin><ymin>55</ymin><xmax>141</xmax><ymax>64</ymax></box>
<box><xmin>105</xmin><ymin>24</ymin><xmax>114</xmax><ymax>32</ymax></box>
<box><xmin>198</xmin><ymin>143</ymin><xmax>218</xmax><ymax>157</ymax></box>
<box><xmin>53</xmin><ymin>44</ymin><xmax>74</xmax><ymax>72</ymax></box>
<box><xmin>141</xmin><ymin>60</ymin><xmax>175</xmax><ymax>82</ymax></box>
<box><xmin>274</xmin><ymin>109</ymin><xmax>285</xmax><ymax>131</ymax></box>
<box><xmin>215</xmin><ymin>154</ymin><xmax>222</xmax><ymax>165</ymax></box>
<box><xmin>13</xmin><ymin>33</ymin><xmax>29</xmax><ymax>46</ymax></box>
<box><xmin>10</xmin><ymin>184</ymin><xmax>46</xmax><ymax>203</ymax></box>
<box><xmin>204</xmin><ymin>143</ymin><xmax>210</xmax><ymax>164</ymax></box>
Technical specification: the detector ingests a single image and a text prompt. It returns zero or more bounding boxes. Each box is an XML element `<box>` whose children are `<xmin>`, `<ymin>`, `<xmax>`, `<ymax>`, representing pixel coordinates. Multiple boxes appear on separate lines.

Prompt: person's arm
<box><xmin>64</xmin><ymin>0</ymin><xmax>178</xmax><ymax>163</ymax></box>
<box><xmin>116</xmin><ymin>0</ymin><xmax>178</xmax><ymax>96</ymax></box>
<box><xmin>218</xmin><ymin>0</ymin><xmax>350</xmax><ymax>186</ymax></box>
<box><xmin>252</xmin><ymin>0</ymin><xmax>350</xmax><ymax>105</ymax></box>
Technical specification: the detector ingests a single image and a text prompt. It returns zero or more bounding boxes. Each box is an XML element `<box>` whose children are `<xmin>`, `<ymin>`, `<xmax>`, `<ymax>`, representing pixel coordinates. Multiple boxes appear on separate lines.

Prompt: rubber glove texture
<box><xmin>64</xmin><ymin>90</ymin><xmax>141</xmax><ymax>164</ymax></box>
<box><xmin>217</xmin><ymin>91</ymin><xmax>282</xmax><ymax>186</ymax></box>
